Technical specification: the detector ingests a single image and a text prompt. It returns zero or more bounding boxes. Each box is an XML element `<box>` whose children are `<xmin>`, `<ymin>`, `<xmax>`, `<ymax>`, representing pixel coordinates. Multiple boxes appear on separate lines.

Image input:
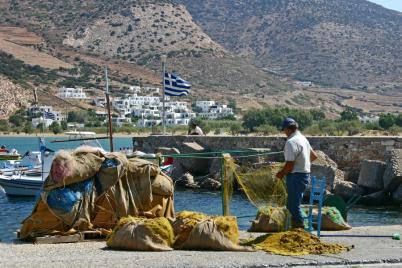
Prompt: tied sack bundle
<box><xmin>172</xmin><ymin>211</ymin><xmax>251</xmax><ymax>251</ymax></box>
<box><xmin>249</xmin><ymin>206</ymin><xmax>291</xmax><ymax>232</ymax></box>
<box><xmin>107</xmin><ymin>216</ymin><xmax>174</xmax><ymax>251</ymax></box>
<box><xmin>302</xmin><ymin>206</ymin><xmax>351</xmax><ymax>231</ymax></box>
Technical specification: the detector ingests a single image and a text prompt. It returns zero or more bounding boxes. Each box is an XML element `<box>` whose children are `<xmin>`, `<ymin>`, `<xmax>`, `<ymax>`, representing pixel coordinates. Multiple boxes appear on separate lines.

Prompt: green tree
<box><xmin>229</xmin><ymin>122</ymin><xmax>243</xmax><ymax>135</ymax></box>
<box><xmin>23</xmin><ymin>121</ymin><xmax>33</xmax><ymax>134</ymax></box>
<box><xmin>60</xmin><ymin>120</ymin><xmax>68</xmax><ymax>130</ymax></box>
<box><xmin>340</xmin><ymin>108</ymin><xmax>358</xmax><ymax>121</ymax></box>
<box><xmin>395</xmin><ymin>113</ymin><xmax>402</xmax><ymax>127</ymax></box>
<box><xmin>67</xmin><ymin>110</ymin><xmax>87</xmax><ymax>123</ymax></box>
<box><xmin>0</xmin><ymin>119</ymin><xmax>9</xmax><ymax>131</ymax></box>
<box><xmin>49</xmin><ymin>121</ymin><xmax>62</xmax><ymax>134</ymax></box>
<box><xmin>9</xmin><ymin>114</ymin><xmax>25</xmax><ymax>127</ymax></box>
<box><xmin>36</xmin><ymin>123</ymin><xmax>46</xmax><ymax>133</ymax></box>
<box><xmin>255</xmin><ymin>124</ymin><xmax>278</xmax><ymax>135</ymax></box>
<box><xmin>379</xmin><ymin>113</ymin><xmax>396</xmax><ymax>129</ymax></box>
<box><xmin>242</xmin><ymin>109</ymin><xmax>265</xmax><ymax>131</ymax></box>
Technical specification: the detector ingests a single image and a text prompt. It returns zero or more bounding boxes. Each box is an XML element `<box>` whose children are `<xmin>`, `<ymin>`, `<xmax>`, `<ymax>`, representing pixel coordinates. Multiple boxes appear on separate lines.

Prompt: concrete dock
<box><xmin>1</xmin><ymin>225</ymin><xmax>401</xmax><ymax>267</ymax></box>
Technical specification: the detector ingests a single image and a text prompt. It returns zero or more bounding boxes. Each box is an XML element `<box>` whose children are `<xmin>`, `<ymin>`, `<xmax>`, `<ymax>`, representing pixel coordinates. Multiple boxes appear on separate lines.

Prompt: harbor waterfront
<box><xmin>1</xmin><ymin>136</ymin><xmax>402</xmax><ymax>267</ymax></box>
<box><xmin>1</xmin><ymin>189</ymin><xmax>402</xmax><ymax>242</ymax></box>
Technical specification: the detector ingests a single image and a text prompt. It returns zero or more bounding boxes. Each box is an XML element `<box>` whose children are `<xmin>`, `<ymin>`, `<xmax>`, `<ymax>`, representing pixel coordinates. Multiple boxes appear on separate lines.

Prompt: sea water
<box><xmin>0</xmin><ymin>136</ymin><xmax>401</xmax><ymax>242</ymax></box>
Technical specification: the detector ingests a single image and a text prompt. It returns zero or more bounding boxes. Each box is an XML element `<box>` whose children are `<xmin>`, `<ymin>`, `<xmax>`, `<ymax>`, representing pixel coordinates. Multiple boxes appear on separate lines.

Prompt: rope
<box><xmin>160</xmin><ymin>150</ymin><xmax>283</xmax><ymax>160</ymax></box>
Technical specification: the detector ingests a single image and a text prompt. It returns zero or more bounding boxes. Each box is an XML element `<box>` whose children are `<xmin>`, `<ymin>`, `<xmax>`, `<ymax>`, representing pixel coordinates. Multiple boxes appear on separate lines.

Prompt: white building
<box><xmin>31</xmin><ymin>118</ymin><xmax>53</xmax><ymax>128</ymax></box>
<box><xmin>27</xmin><ymin>105</ymin><xmax>66</xmax><ymax>122</ymax></box>
<box><xmin>112</xmin><ymin>116</ymin><xmax>132</xmax><ymax>127</ymax></box>
<box><xmin>58</xmin><ymin>87</ymin><xmax>87</xmax><ymax>99</ymax></box>
<box><xmin>143</xmin><ymin>86</ymin><xmax>160</xmax><ymax>95</ymax></box>
<box><xmin>129</xmin><ymin>86</ymin><xmax>141</xmax><ymax>94</ymax></box>
<box><xmin>195</xmin><ymin>101</ymin><xmax>234</xmax><ymax>120</ymax></box>
<box><xmin>27</xmin><ymin>105</ymin><xmax>53</xmax><ymax>115</ymax></box>
<box><xmin>296</xmin><ymin>81</ymin><xmax>313</xmax><ymax>87</ymax></box>
<box><xmin>195</xmin><ymin>101</ymin><xmax>216</xmax><ymax>112</ymax></box>
<box><xmin>92</xmin><ymin>97</ymin><xmax>106</xmax><ymax>108</ymax></box>
<box><xmin>137</xmin><ymin>119</ymin><xmax>162</xmax><ymax>127</ymax></box>
<box><xmin>359</xmin><ymin>115</ymin><xmax>379</xmax><ymax>123</ymax></box>
<box><xmin>112</xmin><ymin>94</ymin><xmax>161</xmax><ymax>115</ymax></box>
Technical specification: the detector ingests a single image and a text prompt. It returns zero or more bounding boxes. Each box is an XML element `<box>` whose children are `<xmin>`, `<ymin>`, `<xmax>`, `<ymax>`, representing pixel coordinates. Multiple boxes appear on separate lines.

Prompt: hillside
<box><xmin>0</xmin><ymin>75</ymin><xmax>32</xmax><ymax>119</ymax></box>
<box><xmin>177</xmin><ymin>0</ymin><xmax>402</xmax><ymax>88</ymax></box>
<box><xmin>0</xmin><ymin>0</ymin><xmax>401</xmax><ymax>118</ymax></box>
<box><xmin>0</xmin><ymin>0</ymin><xmax>290</xmax><ymax>95</ymax></box>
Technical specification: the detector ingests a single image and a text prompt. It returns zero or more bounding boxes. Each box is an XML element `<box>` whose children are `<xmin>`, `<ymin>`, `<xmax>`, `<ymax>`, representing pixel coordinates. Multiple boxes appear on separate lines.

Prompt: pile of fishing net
<box><xmin>172</xmin><ymin>211</ymin><xmax>249</xmax><ymax>251</ymax></box>
<box><xmin>243</xmin><ymin>228</ymin><xmax>352</xmax><ymax>256</ymax></box>
<box><xmin>223</xmin><ymin>155</ymin><xmax>291</xmax><ymax>232</ymax></box>
<box><xmin>223</xmin><ymin>155</ymin><xmax>287</xmax><ymax>209</ymax></box>
<box><xmin>107</xmin><ymin>216</ymin><xmax>174</xmax><ymax>251</ymax></box>
<box><xmin>107</xmin><ymin>211</ymin><xmax>251</xmax><ymax>251</ymax></box>
<box><xmin>301</xmin><ymin>206</ymin><xmax>352</xmax><ymax>231</ymax></box>
<box><xmin>19</xmin><ymin>147</ymin><xmax>175</xmax><ymax>240</ymax></box>
<box><xmin>249</xmin><ymin>206</ymin><xmax>291</xmax><ymax>232</ymax></box>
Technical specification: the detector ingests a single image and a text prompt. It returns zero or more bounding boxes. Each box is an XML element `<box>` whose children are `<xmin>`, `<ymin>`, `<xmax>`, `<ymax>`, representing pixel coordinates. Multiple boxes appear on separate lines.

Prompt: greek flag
<box><xmin>39</xmin><ymin>137</ymin><xmax>46</xmax><ymax>153</ymax></box>
<box><xmin>164</xmin><ymin>72</ymin><xmax>191</xmax><ymax>96</ymax></box>
<box><xmin>44</xmin><ymin>111</ymin><xmax>54</xmax><ymax>120</ymax></box>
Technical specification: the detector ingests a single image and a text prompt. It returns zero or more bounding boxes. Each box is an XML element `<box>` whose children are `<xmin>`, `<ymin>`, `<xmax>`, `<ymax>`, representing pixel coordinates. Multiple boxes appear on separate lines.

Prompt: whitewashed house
<box><xmin>195</xmin><ymin>101</ymin><xmax>234</xmax><ymax>120</ymax></box>
<box><xmin>31</xmin><ymin>118</ymin><xmax>54</xmax><ymax>128</ymax></box>
<box><xmin>27</xmin><ymin>105</ymin><xmax>66</xmax><ymax>122</ymax></box>
<box><xmin>58</xmin><ymin>87</ymin><xmax>87</xmax><ymax>99</ymax></box>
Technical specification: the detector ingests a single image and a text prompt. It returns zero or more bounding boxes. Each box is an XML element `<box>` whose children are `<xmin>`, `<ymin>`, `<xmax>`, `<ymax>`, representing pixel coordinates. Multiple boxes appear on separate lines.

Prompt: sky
<box><xmin>368</xmin><ymin>0</ymin><xmax>402</xmax><ymax>12</ymax></box>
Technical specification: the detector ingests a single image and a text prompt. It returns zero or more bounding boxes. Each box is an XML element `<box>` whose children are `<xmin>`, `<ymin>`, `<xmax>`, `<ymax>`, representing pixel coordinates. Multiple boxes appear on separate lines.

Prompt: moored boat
<box><xmin>0</xmin><ymin>175</ymin><xmax>42</xmax><ymax>196</ymax></box>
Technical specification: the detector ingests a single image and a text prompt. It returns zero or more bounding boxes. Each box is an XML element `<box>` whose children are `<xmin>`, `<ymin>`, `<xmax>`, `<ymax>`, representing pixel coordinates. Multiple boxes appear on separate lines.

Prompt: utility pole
<box><xmin>161</xmin><ymin>55</ymin><xmax>167</xmax><ymax>135</ymax></box>
<box><xmin>105</xmin><ymin>67</ymin><xmax>114</xmax><ymax>152</ymax></box>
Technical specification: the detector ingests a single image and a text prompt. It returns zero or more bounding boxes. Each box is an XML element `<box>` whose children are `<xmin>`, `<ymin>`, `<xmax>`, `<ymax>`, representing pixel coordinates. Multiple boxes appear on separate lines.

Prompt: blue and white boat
<box><xmin>0</xmin><ymin>139</ymin><xmax>54</xmax><ymax>196</ymax></box>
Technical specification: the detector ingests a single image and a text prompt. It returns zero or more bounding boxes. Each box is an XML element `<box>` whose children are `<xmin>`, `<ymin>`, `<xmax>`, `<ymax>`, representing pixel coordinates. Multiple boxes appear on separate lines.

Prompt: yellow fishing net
<box><xmin>242</xmin><ymin>228</ymin><xmax>351</xmax><ymax>256</ymax></box>
<box><xmin>223</xmin><ymin>154</ymin><xmax>288</xmax><ymax>228</ymax></box>
<box><xmin>107</xmin><ymin>216</ymin><xmax>174</xmax><ymax>247</ymax></box>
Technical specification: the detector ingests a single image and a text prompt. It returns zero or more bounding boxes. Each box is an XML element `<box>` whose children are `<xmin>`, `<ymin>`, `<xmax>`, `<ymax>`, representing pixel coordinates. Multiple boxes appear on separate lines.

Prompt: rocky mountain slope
<box><xmin>178</xmin><ymin>0</ymin><xmax>402</xmax><ymax>87</ymax></box>
<box><xmin>0</xmin><ymin>0</ymin><xmax>289</xmax><ymax>95</ymax></box>
<box><xmin>0</xmin><ymin>0</ymin><xmax>401</xmax><ymax>117</ymax></box>
<box><xmin>0</xmin><ymin>75</ymin><xmax>32</xmax><ymax>119</ymax></box>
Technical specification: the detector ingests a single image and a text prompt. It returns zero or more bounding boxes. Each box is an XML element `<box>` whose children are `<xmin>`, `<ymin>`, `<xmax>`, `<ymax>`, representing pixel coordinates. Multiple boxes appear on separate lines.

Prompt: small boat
<box><xmin>0</xmin><ymin>148</ymin><xmax>21</xmax><ymax>160</ymax></box>
<box><xmin>0</xmin><ymin>151</ymin><xmax>43</xmax><ymax>175</ymax></box>
<box><xmin>0</xmin><ymin>141</ymin><xmax>54</xmax><ymax>197</ymax></box>
<box><xmin>0</xmin><ymin>175</ymin><xmax>43</xmax><ymax>196</ymax></box>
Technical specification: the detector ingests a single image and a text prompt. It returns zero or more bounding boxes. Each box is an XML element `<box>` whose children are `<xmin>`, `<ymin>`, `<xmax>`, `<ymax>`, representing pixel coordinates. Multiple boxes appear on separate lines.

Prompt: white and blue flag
<box><xmin>44</xmin><ymin>112</ymin><xmax>54</xmax><ymax>120</ymax></box>
<box><xmin>164</xmin><ymin>72</ymin><xmax>191</xmax><ymax>96</ymax></box>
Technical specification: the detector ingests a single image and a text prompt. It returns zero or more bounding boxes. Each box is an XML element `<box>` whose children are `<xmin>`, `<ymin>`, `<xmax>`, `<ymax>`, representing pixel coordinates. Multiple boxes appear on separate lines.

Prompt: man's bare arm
<box><xmin>310</xmin><ymin>149</ymin><xmax>318</xmax><ymax>162</ymax></box>
<box><xmin>276</xmin><ymin>161</ymin><xmax>295</xmax><ymax>179</ymax></box>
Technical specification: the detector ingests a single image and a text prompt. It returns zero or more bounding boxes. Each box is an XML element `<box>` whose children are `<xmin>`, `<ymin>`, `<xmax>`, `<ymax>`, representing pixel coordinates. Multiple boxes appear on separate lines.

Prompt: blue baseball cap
<box><xmin>281</xmin><ymin>117</ymin><xmax>298</xmax><ymax>130</ymax></box>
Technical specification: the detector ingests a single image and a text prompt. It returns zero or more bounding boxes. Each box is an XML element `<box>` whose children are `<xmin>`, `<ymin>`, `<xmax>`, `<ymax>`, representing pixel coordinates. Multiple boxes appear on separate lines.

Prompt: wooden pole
<box><xmin>105</xmin><ymin>67</ymin><xmax>114</xmax><ymax>152</ymax></box>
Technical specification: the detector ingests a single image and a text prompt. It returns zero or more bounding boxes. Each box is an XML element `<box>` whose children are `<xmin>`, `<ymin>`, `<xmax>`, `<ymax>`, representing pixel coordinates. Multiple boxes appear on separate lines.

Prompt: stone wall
<box><xmin>132</xmin><ymin>135</ymin><xmax>402</xmax><ymax>181</ymax></box>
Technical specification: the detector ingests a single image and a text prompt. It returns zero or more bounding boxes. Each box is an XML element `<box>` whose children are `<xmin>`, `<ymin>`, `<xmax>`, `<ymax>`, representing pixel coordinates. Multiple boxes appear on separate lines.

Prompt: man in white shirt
<box><xmin>276</xmin><ymin>117</ymin><xmax>317</xmax><ymax>228</ymax></box>
<box><xmin>188</xmin><ymin>120</ymin><xmax>204</xmax><ymax>135</ymax></box>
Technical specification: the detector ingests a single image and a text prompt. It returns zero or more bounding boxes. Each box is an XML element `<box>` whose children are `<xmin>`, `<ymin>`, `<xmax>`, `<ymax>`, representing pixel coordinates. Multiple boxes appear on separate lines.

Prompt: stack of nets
<box><xmin>107</xmin><ymin>211</ymin><xmax>250</xmax><ymax>251</ymax></box>
<box><xmin>107</xmin><ymin>216</ymin><xmax>174</xmax><ymax>251</ymax></box>
<box><xmin>223</xmin><ymin>155</ymin><xmax>289</xmax><ymax>231</ymax></box>
<box><xmin>301</xmin><ymin>206</ymin><xmax>351</xmax><ymax>231</ymax></box>
<box><xmin>172</xmin><ymin>211</ymin><xmax>248</xmax><ymax>251</ymax></box>
<box><xmin>243</xmin><ymin>228</ymin><xmax>352</xmax><ymax>256</ymax></box>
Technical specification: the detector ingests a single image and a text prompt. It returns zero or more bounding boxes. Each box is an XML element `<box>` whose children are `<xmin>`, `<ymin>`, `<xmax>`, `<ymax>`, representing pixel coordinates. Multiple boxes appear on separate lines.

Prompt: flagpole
<box><xmin>105</xmin><ymin>66</ymin><xmax>114</xmax><ymax>152</ymax></box>
<box><xmin>161</xmin><ymin>55</ymin><xmax>167</xmax><ymax>135</ymax></box>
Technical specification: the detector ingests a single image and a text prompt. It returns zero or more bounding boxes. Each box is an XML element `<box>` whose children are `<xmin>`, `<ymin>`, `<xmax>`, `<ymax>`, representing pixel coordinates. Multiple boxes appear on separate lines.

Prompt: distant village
<box><xmin>27</xmin><ymin>86</ymin><xmax>235</xmax><ymax>129</ymax></box>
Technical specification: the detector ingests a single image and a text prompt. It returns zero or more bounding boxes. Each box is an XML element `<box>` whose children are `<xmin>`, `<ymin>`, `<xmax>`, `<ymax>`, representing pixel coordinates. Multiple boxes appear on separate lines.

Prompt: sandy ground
<box><xmin>1</xmin><ymin>225</ymin><xmax>401</xmax><ymax>267</ymax></box>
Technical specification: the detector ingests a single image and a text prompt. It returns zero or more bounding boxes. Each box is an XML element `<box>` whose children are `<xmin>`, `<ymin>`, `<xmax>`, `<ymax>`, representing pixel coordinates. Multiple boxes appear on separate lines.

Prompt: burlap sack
<box><xmin>107</xmin><ymin>217</ymin><xmax>174</xmax><ymax>251</ymax></box>
<box><xmin>44</xmin><ymin>150</ymin><xmax>105</xmax><ymax>191</ymax></box>
<box><xmin>248</xmin><ymin>207</ymin><xmax>290</xmax><ymax>232</ymax></box>
<box><xmin>151</xmin><ymin>173</ymin><xmax>174</xmax><ymax>196</ymax></box>
<box><xmin>304</xmin><ymin>207</ymin><xmax>352</xmax><ymax>231</ymax></box>
<box><xmin>180</xmin><ymin>217</ymin><xmax>251</xmax><ymax>251</ymax></box>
